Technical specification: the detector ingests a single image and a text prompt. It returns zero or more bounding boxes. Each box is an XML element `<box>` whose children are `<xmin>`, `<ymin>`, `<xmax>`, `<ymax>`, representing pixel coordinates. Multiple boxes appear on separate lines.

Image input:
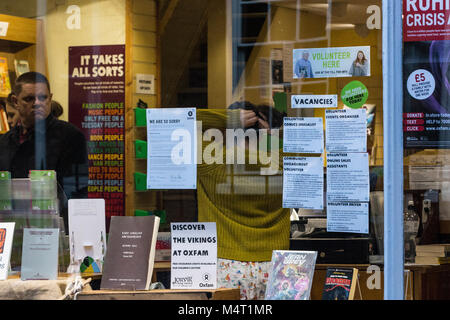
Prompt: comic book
<box><xmin>265</xmin><ymin>250</ymin><xmax>318</xmax><ymax>300</ymax></box>
<box><xmin>0</xmin><ymin>57</ymin><xmax>11</xmax><ymax>98</ymax></box>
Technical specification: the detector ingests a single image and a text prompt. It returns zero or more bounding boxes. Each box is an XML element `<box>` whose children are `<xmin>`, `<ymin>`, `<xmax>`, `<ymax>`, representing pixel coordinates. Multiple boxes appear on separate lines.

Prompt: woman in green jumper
<box><xmin>196</xmin><ymin>101</ymin><xmax>288</xmax><ymax>300</ymax></box>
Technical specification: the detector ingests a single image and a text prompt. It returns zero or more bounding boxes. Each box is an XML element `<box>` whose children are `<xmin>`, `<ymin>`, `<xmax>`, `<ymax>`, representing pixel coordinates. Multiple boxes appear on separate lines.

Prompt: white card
<box><xmin>0</xmin><ymin>223</ymin><xmax>15</xmax><ymax>280</ymax></box>
<box><xmin>170</xmin><ymin>222</ymin><xmax>217</xmax><ymax>289</ymax></box>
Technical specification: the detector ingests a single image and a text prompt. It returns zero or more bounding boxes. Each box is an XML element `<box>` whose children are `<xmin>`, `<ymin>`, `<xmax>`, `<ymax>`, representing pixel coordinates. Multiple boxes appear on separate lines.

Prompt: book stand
<box><xmin>68</xmin><ymin>230</ymin><xmax>106</xmax><ymax>274</ymax></box>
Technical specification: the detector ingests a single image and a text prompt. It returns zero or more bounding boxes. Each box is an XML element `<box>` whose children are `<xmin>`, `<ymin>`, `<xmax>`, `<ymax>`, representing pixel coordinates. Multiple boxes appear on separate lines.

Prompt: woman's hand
<box><xmin>240</xmin><ymin>109</ymin><xmax>258</xmax><ymax>128</ymax></box>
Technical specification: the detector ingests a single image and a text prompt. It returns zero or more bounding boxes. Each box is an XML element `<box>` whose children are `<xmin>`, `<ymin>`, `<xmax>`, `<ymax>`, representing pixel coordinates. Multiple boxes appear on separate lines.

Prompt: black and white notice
<box><xmin>283</xmin><ymin>117</ymin><xmax>324</xmax><ymax>154</ymax></box>
<box><xmin>327</xmin><ymin>202</ymin><xmax>369</xmax><ymax>234</ymax></box>
<box><xmin>283</xmin><ymin>157</ymin><xmax>324</xmax><ymax>209</ymax></box>
<box><xmin>325</xmin><ymin>108</ymin><xmax>366</xmax><ymax>152</ymax></box>
<box><xmin>326</xmin><ymin>152</ymin><xmax>369</xmax><ymax>202</ymax></box>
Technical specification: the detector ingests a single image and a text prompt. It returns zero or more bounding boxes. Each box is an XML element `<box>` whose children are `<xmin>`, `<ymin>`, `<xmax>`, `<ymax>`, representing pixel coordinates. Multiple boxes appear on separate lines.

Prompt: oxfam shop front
<box><xmin>0</xmin><ymin>0</ymin><xmax>448</xmax><ymax>302</ymax></box>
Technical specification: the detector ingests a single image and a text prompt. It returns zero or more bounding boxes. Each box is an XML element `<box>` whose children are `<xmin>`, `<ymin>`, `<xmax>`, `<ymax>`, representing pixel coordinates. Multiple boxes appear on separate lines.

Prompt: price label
<box><xmin>407</xmin><ymin>69</ymin><xmax>435</xmax><ymax>100</ymax></box>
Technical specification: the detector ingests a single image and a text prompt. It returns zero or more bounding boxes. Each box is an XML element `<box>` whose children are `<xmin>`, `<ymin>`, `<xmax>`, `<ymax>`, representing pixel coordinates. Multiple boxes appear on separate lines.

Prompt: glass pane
<box><xmin>402</xmin><ymin>1</ymin><xmax>450</xmax><ymax>264</ymax></box>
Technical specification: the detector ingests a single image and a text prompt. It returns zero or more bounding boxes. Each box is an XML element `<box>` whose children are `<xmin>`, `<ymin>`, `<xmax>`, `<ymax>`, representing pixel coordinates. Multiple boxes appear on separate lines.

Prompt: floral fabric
<box><xmin>217</xmin><ymin>258</ymin><xmax>271</xmax><ymax>300</ymax></box>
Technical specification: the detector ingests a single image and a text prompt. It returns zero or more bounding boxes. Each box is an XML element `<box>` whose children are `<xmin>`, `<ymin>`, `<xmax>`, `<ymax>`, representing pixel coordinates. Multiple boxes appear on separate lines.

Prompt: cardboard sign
<box><xmin>136</xmin><ymin>74</ymin><xmax>155</xmax><ymax>95</ymax></box>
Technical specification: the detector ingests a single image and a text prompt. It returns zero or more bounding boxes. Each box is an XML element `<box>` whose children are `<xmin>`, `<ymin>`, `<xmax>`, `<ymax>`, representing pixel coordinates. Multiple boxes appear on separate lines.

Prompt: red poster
<box><xmin>403</xmin><ymin>0</ymin><xmax>450</xmax><ymax>42</ymax></box>
<box><xmin>69</xmin><ymin>45</ymin><xmax>125</xmax><ymax>230</ymax></box>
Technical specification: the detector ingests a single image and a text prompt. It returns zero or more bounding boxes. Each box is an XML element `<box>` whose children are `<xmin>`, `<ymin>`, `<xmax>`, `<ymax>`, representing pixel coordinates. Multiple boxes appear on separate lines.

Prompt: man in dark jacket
<box><xmin>0</xmin><ymin>72</ymin><xmax>88</xmax><ymax>230</ymax></box>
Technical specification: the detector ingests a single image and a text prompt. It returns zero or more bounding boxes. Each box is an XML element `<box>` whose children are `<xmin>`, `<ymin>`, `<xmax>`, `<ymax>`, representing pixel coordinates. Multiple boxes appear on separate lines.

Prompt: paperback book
<box><xmin>100</xmin><ymin>215</ymin><xmax>160</xmax><ymax>290</ymax></box>
<box><xmin>0</xmin><ymin>172</ymin><xmax>11</xmax><ymax>211</ymax></box>
<box><xmin>20</xmin><ymin>228</ymin><xmax>59</xmax><ymax>280</ymax></box>
<box><xmin>0</xmin><ymin>57</ymin><xmax>11</xmax><ymax>97</ymax></box>
<box><xmin>265</xmin><ymin>250</ymin><xmax>317</xmax><ymax>300</ymax></box>
<box><xmin>322</xmin><ymin>268</ymin><xmax>359</xmax><ymax>300</ymax></box>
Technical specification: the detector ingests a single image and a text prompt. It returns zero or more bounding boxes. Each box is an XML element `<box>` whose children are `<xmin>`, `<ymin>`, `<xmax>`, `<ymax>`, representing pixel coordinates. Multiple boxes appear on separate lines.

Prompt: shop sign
<box><xmin>136</xmin><ymin>74</ymin><xmax>155</xmax><ymax>95</ymax></box>
<box><xmin>291</xmin><ymin>94</ymin><xmax>337</xmax><ymax>109</ymax></box>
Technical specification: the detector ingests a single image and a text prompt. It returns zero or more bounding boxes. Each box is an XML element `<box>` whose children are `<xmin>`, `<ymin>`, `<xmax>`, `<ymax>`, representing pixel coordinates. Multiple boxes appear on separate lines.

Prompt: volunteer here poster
<box><xmin>293</xmin><ymin>46</ymin><xmax>370</xmax><ymax>79</ymax></box>
<box><xmin>403</xmin><ymin>2</ymin><xmax>450</xmax><ymax>148</ymax></box>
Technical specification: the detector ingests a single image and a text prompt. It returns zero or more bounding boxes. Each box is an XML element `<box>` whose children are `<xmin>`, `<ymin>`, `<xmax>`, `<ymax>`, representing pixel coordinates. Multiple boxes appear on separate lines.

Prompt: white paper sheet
<box><xmin>283</xmin><ymin>156</ymin><xmax>324</xmax><ymax>209</ymax></box>
<box><xmin>147</xmin><ymin>108</ymin><xmax>197</xmax><ymax>189</ymax></box>
<box><xmin>325</xmin><ymin>109</ymin><xmax>367</xmax><ymax>153</ymax></box>
<box><xmin>283</xmin><ymin>117</ymin><xmax>324</xmax><ymax>154</ymax></box>
<box><xmin>170</xmin><ymin>222</ymin><xmax>217</xmax><ymax>289</ymax></box>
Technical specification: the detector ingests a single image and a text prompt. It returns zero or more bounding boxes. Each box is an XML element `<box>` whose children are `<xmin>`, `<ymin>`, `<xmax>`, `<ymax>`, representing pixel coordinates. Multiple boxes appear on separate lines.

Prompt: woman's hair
<box><xmin>51</xmin><ymin>100</ymin><xmax>64</xmax><ymax>118</ymax></box>
<box><xmin>227</xmin><ymin>100</ymin><xmax>286</xmax><ymax>131</ymax></box>
<box><xmin>355</xmin><ymin>51</ymin><xmax>367</xmax><ymax>64</ymax></box>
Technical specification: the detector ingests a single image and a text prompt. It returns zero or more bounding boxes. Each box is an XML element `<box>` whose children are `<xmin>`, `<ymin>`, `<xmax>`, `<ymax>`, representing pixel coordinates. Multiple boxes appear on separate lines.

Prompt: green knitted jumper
<box><xmin>197</xmin><ymin>109</ymin><xmax>290</xmax><ymax>262</ymax></box>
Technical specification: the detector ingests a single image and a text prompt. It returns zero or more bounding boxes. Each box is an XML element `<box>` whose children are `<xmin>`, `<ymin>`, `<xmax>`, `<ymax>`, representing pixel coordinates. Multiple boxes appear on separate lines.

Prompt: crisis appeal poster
<box><xmin>403</xmin><ymin>0</ymin><xmax>450</xmax><ymax>42</ymax></box>
<box><xmin>69</xmin><ymin>45</ymin><xmax>125</xmax><ymax>230</ymax></box>
<box><xmin>403</xmin><ymin>1</ymin><xmax>450</xmax><ymax>148</ymax></box>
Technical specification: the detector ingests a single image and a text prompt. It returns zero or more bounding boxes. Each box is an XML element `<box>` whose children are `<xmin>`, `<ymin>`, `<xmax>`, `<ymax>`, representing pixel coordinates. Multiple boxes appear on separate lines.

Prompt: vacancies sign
<box><xmin>291</xmin><ymin>95</ymin><xmax>338</xmax><ymax>109</ymax></box>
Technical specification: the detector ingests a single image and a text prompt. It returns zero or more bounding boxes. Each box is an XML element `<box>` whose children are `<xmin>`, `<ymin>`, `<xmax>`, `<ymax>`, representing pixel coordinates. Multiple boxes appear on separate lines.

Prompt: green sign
<box><xmin>341</xmin><ymin>81</ymin><xmax>369</xmax><ymax>109</ymax></box>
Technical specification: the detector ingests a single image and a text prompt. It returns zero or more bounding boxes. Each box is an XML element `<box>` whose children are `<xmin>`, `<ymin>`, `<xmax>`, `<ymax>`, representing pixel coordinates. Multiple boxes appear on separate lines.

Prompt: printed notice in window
<box><xmin>326</xmin><ymin>152</ymin><xmax>370</xmax><ymax>203</ymax></box>
<box><xmin>147</xmin><ymin>108</ymin><xmax>197</xmax><ymax>189</ymax></box>
<box><xmin>327</xmin><ymin>202</ymin><xmax>369</xmax><ymax>234</ymax></box>
<box><xmin>283</xmin><ymin>117</ymin><xmax>324</xmax><ymax>154</ymax></box>
<box><xmin>325</xmin><ymin>109</ymin><xmax>367</xmax><ymax>153</ymax></box>
<box><xmin>283</xmin><ymin>157</ymin><xmax>324</xmax><ymax>209</ymax></box>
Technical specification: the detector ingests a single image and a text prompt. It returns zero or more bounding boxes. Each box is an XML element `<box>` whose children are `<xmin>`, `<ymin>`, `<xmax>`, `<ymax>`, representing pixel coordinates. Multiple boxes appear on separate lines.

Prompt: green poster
<box><xmin>341</xmin><ymin>81</ymin><xmax>369</xmax><ymax>109</ymax></box>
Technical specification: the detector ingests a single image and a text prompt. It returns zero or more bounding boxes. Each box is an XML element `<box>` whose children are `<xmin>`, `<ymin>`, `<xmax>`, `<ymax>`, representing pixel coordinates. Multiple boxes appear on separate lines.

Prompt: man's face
<box><xmin>5</xmin><ymin>103</ymin><xmax>20</xmax><ymax>128</ymax></box>
<box><xmin>302</xmin><ymin>52</ymin><xmax>309</xmax><ymax>60</ymax></box>
<box><xmin>13</xmin><ymin>82</ymin><xmax>52</xmax><ymax>127</ymax></box>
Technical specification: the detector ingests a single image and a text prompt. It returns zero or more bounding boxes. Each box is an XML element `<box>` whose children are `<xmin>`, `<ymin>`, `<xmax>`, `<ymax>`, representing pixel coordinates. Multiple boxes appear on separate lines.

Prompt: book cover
<box><xmin>265</xmin><ymin>250</ymin><xmax>318</xmax><ymax>300</ymax></box>
<box><xmin>0</xmin><ymin>172</ymin><xmax>12</xmax><ymax>211</ymax></box>
<box><xmin>14</xmin><ymin>59</ymin><xmax>29</xmax><ymax>77</ymax></box>
<box><xmin>416</xmin><ymin>244</ymin><xmax>450</xmax><ymax>255</ymax></box>
<box><xmin>0</xmin><ymin>222</ymin><xmax>15</xmax><ymax>280</ymax></box>
<box><xmin>415</xmin><ymin>256</ymin><xmax>450</xmax><ymax>265</ymax></box>
<box><xmin>68</xmin><ymin>199</ymin><xmax>106</xmax><ymax>273</ymax></box>
<box><xmin>29</xmin><ymin>170</ymin><xmax>58</xmax><ymax>211</ymax></box>
<box><xmin>321</xmin><ymin>268</ymin><xmax>359</xmax><ymax>300</ymax></box>
<box><xmin>0</xmin><ymin>108</ymin><xmax>9</xmax><ymax>133</ymax></box>
<box><xmin>155</xmin><ymin>231</ymin><xmax>171</xmax><ymax>262</ymax></box>
<box><xmin>416</xmin><ymin>250</ymin><xmax>449</xmax><ymax>257</ymax></box>
<box><xmin>100</xmin><ymin>215</ymin><xmax>160</xmax><ymax>290</ymax></box>
<box><xmin>0</xmin><ymin>57</ymin><xmax>11</xmax><ymax>98</ymax></box>
<box><xmin>20</xmin><ymin>228</ymin><xmax>59</xmax><ymax>280</ymax></box>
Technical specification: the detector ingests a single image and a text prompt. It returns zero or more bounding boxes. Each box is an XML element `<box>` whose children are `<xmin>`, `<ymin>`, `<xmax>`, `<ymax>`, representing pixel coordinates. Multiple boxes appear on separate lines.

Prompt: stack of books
<box><xmin>415</xmin><ymin>244</ymin><xmax>450</xmax><ymax>265</ymax></box>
